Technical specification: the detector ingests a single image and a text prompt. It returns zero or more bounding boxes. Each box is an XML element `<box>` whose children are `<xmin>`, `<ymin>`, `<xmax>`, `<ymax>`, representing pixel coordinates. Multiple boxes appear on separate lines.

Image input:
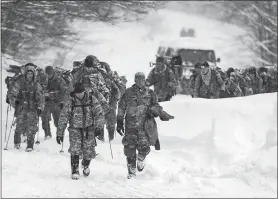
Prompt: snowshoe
<box><xmin>25</xmin><ymin>148</ymin><xmax>33</xmax><ymax>152</ymax></box>
<box><xmin>14</xmin><ymin>144</ymin><xmax>20</xmax><ymax>149</ymax></box>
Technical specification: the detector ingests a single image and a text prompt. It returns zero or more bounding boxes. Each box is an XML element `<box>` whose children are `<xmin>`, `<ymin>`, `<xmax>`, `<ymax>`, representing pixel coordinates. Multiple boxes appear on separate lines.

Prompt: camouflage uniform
<box><xmin>57</xmin><ymin>91</ymin><xmax>105</xmax><ymax>160</ymax></box>
<box><xmin>8</xmin><ymin>66</ymin><xmax>44</xmax><ymax>151</ymax></box>
<box><xmin>7</xmin><ymin>64</ymin><xmax>47</xmax><ymax>146</ymax></box>
<box><xmin>247</xmin><ymin>72</ymin><xmax>263</xmax><ymax>94</ymax></box>
<box><xmin>42</xmin><ymin>72</ymin><xmax>67</xmax><ymax>138</ymax></box>
<box><xmin>194</xmin><ymin>68</ymin><xmax>224</xmax><ymax>99</ymax></box>
<box><xmin>222</xmin><ymin>79</ymin><xmax>243</xmax><ymax>98</ymax></box>
<box><xmin>146</xmin><ymin>65</ymin><xmax>178</xmax><ymax>102</ymax></box>
<box><xmin>117</xmin><ymin>83</ymin><xmax>159</xmax><ymax>177</ymax></box>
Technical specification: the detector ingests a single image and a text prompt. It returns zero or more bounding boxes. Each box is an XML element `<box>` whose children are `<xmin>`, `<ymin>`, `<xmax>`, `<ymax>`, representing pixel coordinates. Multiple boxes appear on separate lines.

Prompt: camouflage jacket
<box><xmin>194</xmin><ymin>69</ymin><xmax>224</xmax><ymax>99</ymax></box>
<box><xmin>8</xmin><ymin>77</ymin><xmax>45</xmax><ymax>111</ymax></box>
<box><xmin>46</xmin><ymin>73</ymin><xmax>67</xmax><ymax>103</ymax></box>
<box><xmin>247</xmin><ymin>75</ymin><xmax>263</xmax><ymax>94</ymax></box>
<box><xmin>117</xmin><ymin>84</ymin><xmax>159</xmax><ymax>131</ymax></box>
<box><xmin>146</xmin><ymin>66</ymin><xmax>178</xmax><ymax>100</ymax></box>
<box><xmin>224</xmin><ymin>79</ymin><xmax>243</xmax><ymax>97</ymax></box>
<box><xmin>57</xmin><ymin>91</ymin><xmax>105</xmax><ymax>136</ymax></box>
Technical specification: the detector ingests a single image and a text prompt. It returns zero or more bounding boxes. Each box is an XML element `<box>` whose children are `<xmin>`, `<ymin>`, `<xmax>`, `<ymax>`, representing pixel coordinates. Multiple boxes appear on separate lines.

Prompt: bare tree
<box><xmin>1</xmin><ymin>0</ymin><xmax>164</xmax><ymax>64</ymax></box>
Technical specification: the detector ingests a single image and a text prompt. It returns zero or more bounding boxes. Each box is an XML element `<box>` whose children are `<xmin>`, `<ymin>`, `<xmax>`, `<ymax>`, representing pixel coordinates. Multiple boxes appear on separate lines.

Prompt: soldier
<box><xmin>56</xmin><ymin>83</ymin><xmax>105</xmax><ymax>180</ymax></box>
<box><xmin>7</xmin><ymin>63</ymin><xmax>47</xmax><ymax>147</ymax></box>
<box><xmin>194</xmin><ymin>61</ymin><xmax>225</xmax><ymax>99</ymax></box>
<box><xmin>116</xmin><ymin>72</ymin><xmax>159</xmax><ymax>179</ymax></box>
<box><xmin>146</xmin><ymin>57</ymin><xmax>178</xmax><ymax>102</ymax></box>
<box><xmin>8</xmin><ymin>64</ymin><xmax>45</xmax><ymax>151</ymax></box>
<box><xmin>221</xmin><ymin>71</ymin><xmax>243</xmax><ymax>98</ymax></box>
<box><xmin>247</xmin><ymin>67</ymin><xmax>263</xmax><ymax>94</ymax></box>
<box><xmin>42</xmin><ymin>66</ymin><xmax>67</xmax><ymax>139</ymax></box>
<box><xmin>189</xmin><ymin>62</ymin><xmax>202</xmax><ymax>97</ymax></box>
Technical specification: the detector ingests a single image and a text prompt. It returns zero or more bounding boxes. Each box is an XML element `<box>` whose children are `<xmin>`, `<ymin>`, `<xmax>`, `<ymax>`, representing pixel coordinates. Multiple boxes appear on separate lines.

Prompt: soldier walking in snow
<box><xmin>116</xmin><ymin>72</ymin><xmax>159</xmax><ymax>179</ymax></box>
<box><xmin>41</xmin><ymin>66</ymin><xmax>67</xmax><ymax>139</ymax></box>
<box><xmin>146</xmin><ymin>57</ymin><xmax>178</xmax><ymax>102</ymax></box>
<box><xmin>8</xmin><ymin>64</ymin><xmax>45</xmax><ymax>151</ymax></box>
<box><xmin>56</xmin><ymin>83</ymin><xmax>105</xmax><ymax>180</ymax></box>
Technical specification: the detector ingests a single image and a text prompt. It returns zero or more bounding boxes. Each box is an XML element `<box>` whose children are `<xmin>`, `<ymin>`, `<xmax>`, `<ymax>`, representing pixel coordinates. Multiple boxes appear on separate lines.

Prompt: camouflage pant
<box><xmin>14</xmin><ymin>109</ymin><xmax>39</xmax><ymax>148</ymax></box>
<box><xmin>68</xmin><ymin>126</ymin><xmax>97</xmax><ymax>160</ymax></box>
<box><xmin>41</xmin><ymin>101</ymin><xmax>61</xmax><ymax>136</ymax></box>
<box><xmin>122</xmin><ymin>128</ymin><xmax>150</xmax><ymax>161</ymax></box>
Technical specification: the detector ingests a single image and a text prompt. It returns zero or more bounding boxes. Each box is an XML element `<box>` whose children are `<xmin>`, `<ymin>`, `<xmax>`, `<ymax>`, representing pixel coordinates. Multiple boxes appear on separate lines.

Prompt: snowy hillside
<box><xmin>2</xmin><ymin>8</ymin><xmax>277</xmax><ymax>198</ymax></box>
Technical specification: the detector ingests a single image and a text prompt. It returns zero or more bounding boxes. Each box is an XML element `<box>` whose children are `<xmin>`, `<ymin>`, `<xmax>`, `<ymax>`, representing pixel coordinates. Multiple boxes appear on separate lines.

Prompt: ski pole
<box><xmin>4</xmin><ymin>105</ymin><xmax>10</xmax><ymax>142</ymax></box>
<box><xmin>109</xmin><ymin>139</ymin><xmax>113</xmax><ymax>159</ymax></box>
<box><xmin>4</xmin><ymin>114</ymin><xmax>15</xmax><ymax>150</ymax></box>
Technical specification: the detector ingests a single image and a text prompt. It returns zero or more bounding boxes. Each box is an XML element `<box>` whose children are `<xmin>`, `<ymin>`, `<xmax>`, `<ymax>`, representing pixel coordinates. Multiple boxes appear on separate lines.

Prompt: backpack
<box><xmin>54</xmin><ymin>67</ymin><xmax>73</xmax><ymax>86</ymax></box>
<box><xmin>70</xmin><ymin>92</ymin><xmax>93</xmax><ymax>113</ymax></box>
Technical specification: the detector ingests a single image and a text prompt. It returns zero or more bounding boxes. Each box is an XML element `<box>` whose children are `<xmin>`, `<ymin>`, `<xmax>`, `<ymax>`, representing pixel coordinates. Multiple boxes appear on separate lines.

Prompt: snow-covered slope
<box><xmin>2</xmin><ymin>8</ymin><xmax>276</xmax><ymax>198</ymax></box>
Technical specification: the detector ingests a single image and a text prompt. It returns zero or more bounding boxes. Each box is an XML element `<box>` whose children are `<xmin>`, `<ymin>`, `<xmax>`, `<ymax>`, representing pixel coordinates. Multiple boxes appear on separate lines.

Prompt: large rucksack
<box><xmin>54</xmin><ymin>67</ymin><xmax>73</xmax><ymax>87</ymax></box>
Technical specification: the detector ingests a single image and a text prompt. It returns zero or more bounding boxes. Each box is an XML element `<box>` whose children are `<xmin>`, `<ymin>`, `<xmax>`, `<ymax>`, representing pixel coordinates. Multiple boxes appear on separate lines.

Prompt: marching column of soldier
<box><xmin>4</xmin><ymin>54</ymin><xmax>276</xmax><ymax>179</ymax></box>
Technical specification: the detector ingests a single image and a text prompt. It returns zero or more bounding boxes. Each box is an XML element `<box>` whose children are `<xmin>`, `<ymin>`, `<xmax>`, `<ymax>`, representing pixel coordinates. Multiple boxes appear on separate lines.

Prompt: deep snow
<box><xmin>1</xmin><ymin>7</ymin><xmax>277</xmax><ymax>198</ymax></box>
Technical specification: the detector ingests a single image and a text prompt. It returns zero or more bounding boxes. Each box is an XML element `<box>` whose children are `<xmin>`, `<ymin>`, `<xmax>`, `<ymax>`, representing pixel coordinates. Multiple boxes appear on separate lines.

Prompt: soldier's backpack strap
<box><xmin>71</xmin><ymin>92</ymin><xmax>93</xmax><ymax>113</ymax></box>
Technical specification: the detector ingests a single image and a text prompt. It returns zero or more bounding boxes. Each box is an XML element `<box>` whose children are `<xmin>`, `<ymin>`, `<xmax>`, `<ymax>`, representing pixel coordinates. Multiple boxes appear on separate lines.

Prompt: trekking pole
<box><xmin>109</xmin><ymin>140</ymin><xmax>114</xmax><ymax>159</ymax></box>
<box><xmin>4</xmin><ymin>114</ymin><xmax>15</xmax><ymax>150</ymax></box>
<box><xmin>35</xmin><ymin>117</ymin><xmax>40</xmax><ymax>144</ymax></box>
<box><xmin>4</xmin><ymin>105</ymin><xmax>10</xmax><ymax>142</ymax></box>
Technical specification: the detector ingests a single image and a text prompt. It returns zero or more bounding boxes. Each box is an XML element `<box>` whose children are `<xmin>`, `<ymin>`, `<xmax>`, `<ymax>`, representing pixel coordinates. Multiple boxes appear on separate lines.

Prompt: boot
<box><xmin>127</xmin><ymin>156</ymin><xmax>136</xmax><ymax>179</ymax></box>
<box><xmin>71</xmin><ymin>155</ymin><xmax>80</xmax><ymax>180</ymax></box>
<box><xmin>25</xmin><ymin>136</ymin><xmax>34</xmax><ymax>152</ymax></box>
<box><xmin>81</xmin><ymin>159</ymin><xmax>91</xmax><ymax>177</ymax></box>
<box><xmin>137</xmin><ymin>155</ymin><xmax>145</xmax><ymax>172</ymax></box>
<box><xmin>14</xmin><ymin>143</ymin><xmax>20</xmax><ymax>149</ymax></box>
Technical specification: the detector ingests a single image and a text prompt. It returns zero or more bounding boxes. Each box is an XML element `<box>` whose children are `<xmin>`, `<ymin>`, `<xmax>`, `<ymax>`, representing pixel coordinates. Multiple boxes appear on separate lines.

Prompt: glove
<box><xmin>60</xmin><ymin>103</ymin><xmax>64</xmax><ymax>110</ymax></box>
<box><xmin>56</xmin><ymin>135</ymin><xmax>63</xmax><ymax>144</ymax></box>
<box><xmin>94</xmin><ymin>127</ymin><xmax>102</xmax><ymax>137</ymax></box>
<box><xmin>116</xmin><ymin>120</ymin><xmax>124</xmax><ymax>136</ymax></box>
<box><xmin>154</xmin><ymin>139</ymin><xmax>160</xmax><ymax>150</ymax></box>
<box><xmin>37</xmin><ymin>108</ymin><xmax>42</xmax><ymax>116</ymax></box>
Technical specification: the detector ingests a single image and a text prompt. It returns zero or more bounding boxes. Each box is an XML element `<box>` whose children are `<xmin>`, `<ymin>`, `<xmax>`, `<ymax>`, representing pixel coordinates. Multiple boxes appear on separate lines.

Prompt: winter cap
<box><xmin>226</xmin><ymin>67</ymin><xmax>235</xmax><ymax>78</ymax></box>
<box><xmin>85</xmin><ymin>55</ymin><xmax>98</xmax><ymax>68</ymax></box>
<box><xmin>45</xmin><ymin>66</ymin><xmax>54</xmax><ymax>75</ymax></box>
<box><xmin>73</xmin><ymin>83</ymin><xmax>85</xmax><ymax>93</ymax></box>
<box><xmin>120</xmin><ymin>76</ymin><xmax>127</xmax><ymax>83</ymax></box>
<box><xmin>135</xmin><ymin>72</ymin><xmax>145</xmax><ymax>80</ymax></box>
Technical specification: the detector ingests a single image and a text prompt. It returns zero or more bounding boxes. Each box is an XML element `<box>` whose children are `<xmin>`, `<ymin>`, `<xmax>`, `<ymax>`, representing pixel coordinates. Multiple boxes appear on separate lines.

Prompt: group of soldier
<box><xmin>188</xmin><ymin>62</ymin><xmax>277</xmax><ymax>99</ymax></box>
<box><xmin>4</xmin><ymin>53</ymin><xmax>276</xmax><ymax>180</ymax></box>
<box><xmin>5</xmin><ymin>55</ymin><xmax>175</xmax><ymax>180</ymax></box>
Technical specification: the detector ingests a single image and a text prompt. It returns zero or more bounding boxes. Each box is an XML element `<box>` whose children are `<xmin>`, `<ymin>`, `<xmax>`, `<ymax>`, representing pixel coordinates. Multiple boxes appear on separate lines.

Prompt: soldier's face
<box><xmin>26</xmin><ymin>71</ymin><xmax>34</xmax><ymax>81</ymax></box>
<box><xmin>135</xmin><ymin>76</ymin><xmax>145</xmax><ymax>88</ymax></box>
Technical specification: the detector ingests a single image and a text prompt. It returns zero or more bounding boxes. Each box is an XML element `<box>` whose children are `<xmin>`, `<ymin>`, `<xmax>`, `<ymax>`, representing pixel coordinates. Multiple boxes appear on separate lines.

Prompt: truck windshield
<box><xmin>177</xmin><ymin>49</ymin><xmax>216</xmax><ymax>63</ymax></box>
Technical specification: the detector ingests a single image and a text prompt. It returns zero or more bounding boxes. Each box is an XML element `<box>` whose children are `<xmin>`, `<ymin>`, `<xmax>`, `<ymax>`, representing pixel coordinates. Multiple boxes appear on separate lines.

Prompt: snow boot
<box><xmin>71</xmin><ymin>155</ymin><xmax>80</xmax><ymax>180</ymax></box>
<box><xmin>44</xmin><ymin>135</ymin><xmax>52</xmax><ymax>140</ymax></box>
<box><xmin>25</xmin><ymin>137</ymin><xmax>34</xmax><ymax>152</ymax></box>
<box><xmin>127</xmin><ymin>156</ymin><xmax>136</xmax><ymax>179</ymax></box>
<box><xmin>81</xmin><ymin>159</ymin><xmax>91</xmax><ymax>177</ymax></box>
<box><xmin>14</xmin><ymin>143</ymin><xmax>20</xmax><ymax>149</ymax></box>
<box><xmin>137</xmin><ymin>156</ymin><xmax>145</xmax><ymax>172</ymax></box>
